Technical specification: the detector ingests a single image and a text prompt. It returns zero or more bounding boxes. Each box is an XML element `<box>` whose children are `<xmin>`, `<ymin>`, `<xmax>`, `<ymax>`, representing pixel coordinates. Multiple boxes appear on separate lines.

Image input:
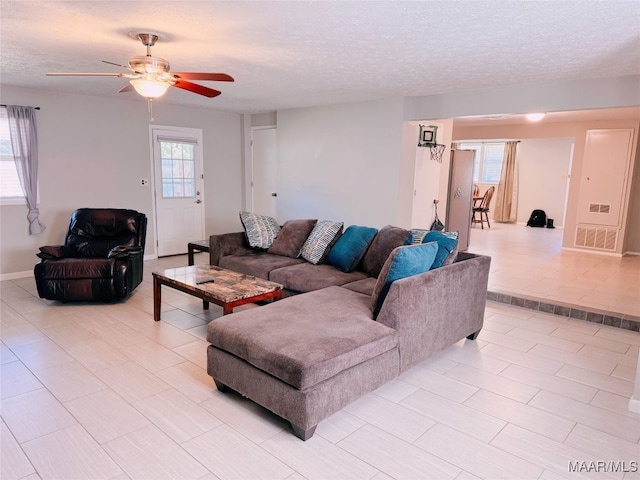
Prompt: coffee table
<box><xmin>152</xmin><ymin>265</ymin><xmax>283</xmax><ymax>321</ymax></box>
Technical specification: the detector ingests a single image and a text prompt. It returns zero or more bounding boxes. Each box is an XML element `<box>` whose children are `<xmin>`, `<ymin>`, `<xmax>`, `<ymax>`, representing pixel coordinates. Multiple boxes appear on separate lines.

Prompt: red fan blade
<box><xmin>118</xmin><ymin>84</ymin><xmax>134</xmax><ymax>93</ymax></box>
<box><xmin>172</xmin><ymin>72</ymin><xmax>234</xmax><ymax>82</ymax></box>
<box><xmin>173</xmin><ymin>79</ymin><xmax>222</xmax><ymax>98</ymax></box>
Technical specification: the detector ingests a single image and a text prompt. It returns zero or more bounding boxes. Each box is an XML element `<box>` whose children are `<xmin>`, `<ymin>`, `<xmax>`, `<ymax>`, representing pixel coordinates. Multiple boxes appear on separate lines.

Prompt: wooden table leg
<box><xmin>223</xmin><ymin>304</ymin><xmax>233</xmax><ymax>315</ymax></box>
<box><xmin>188</xmin><ymin>244</ymin><xmax>195</xmax><ymax>266</ymax></box>
<box><xmin>203</xmin><ymin>300</ymin><xmax>209</xmax><ymax>310</ymax></box>
<box><xmin>153</xmin><ymin>275</ymin><xmax>161</xmax><ymax>321</ymax></box>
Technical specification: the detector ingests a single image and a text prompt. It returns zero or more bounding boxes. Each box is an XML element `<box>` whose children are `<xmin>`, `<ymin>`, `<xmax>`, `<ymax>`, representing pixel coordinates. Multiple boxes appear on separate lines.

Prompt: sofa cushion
<box><xmin>239</xmin><ymin>211</ymin><xmax>281</xmax><ymax>249</ymax></box>
<box><xmin>422</xmin><ymin>231</ymin><xmax>459</xmax><ymax>268</ymax></box>
<box><xmin>268</xmin><ymin>219</ymin><xmax>317</xmax><ymax>258</ymax></box>
<box><xmin>220</xmin><ymin>253</ymin><xmax>305</xmax><ymax>279</ymax></box>
<box><xmin>372</xmin><ymin>242</ymin><xmax>439</xmax><ymax>318</ymax></box>
<box><xmin>360</xmin><ymin>225</ymin><xmax>411</xmax><ymax>277</ymax></box>
<box><xmin>206</xmin><ymin>286</ymin><xmax>398</xmax><ymax>390</ymax></box>
<box><xmin>300</xmin><ymin>220</ymin><xmax>344</xmax><ymax>265</ymax></box>
<box><xmin>326</xmin><ymin>225</ymin><xmax>378</xmax><ymax>273</ymax></box>
<box><xmin>341</xmin><ymin>277</ymin><xmax>377</xmax><ymax>296</ymax></box>
<box><xmin>270</xmin><ymin>263</ymin><xmax>368</xmax><ymax>292</ymax></box>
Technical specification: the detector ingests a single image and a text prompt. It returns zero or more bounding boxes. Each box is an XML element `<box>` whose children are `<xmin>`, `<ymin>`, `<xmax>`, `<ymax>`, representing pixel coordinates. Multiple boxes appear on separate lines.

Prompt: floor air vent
<box><xmin>575</xmin><ymin>225</ymin><xmax>618</xmax><ymax>251</ymax></box>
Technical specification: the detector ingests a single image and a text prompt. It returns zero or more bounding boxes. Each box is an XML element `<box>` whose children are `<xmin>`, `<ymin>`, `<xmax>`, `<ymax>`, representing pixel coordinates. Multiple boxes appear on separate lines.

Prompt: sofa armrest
<box><xmin>376</xmin><ymin>253</ymin><xmax>491</xmax><ymax>371</ymax></box>
<box><xmin>209</xmin><ymin>232</ymin><xmax>253</xmax><ymax>265</ymax></box>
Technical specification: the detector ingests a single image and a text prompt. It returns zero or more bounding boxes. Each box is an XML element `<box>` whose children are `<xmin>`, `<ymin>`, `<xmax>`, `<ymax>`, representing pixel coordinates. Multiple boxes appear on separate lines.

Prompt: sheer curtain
<box><xmin>494</xmin><ymin>140</ymin><xmax>518</xmax><ymax>223</ymax></box>
<box><xmin>7</xmin><ymin>105</ymin><xmax>45</xmax><ymax>234</ymax></box>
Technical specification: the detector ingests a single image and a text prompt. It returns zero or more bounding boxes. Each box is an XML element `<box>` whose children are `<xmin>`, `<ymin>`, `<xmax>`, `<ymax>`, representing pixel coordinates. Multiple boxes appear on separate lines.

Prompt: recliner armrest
<box><xmin>37</xmin><ymin>245</ymin><xmax>76</xmax><ymax>260</ymax></box>
<box><xmin>107</xmin><ymin>245</ymin><xmax>143</xmax><ymax>259</ymax></box>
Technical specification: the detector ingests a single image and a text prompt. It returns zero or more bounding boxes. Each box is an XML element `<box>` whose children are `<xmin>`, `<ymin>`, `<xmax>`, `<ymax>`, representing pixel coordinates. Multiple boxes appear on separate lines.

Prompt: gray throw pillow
<box><xmin>268</xmin><ymin>219</ymin><xmax>317</xmax><ymax>258</ymax></box>
<box><xmin>361</xmin><ymin>225</ymin><xmax>412</xmax><ymax>277</ymax></box>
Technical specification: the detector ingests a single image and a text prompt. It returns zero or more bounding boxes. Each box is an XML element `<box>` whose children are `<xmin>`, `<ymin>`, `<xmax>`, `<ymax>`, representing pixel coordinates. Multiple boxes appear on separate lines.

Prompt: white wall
<box><xmin>516</xmin><ymin>138</ymin><xmax>573</xmax><ymax>226</ymax></box>
<box><xmin>0</xmin><ymin>85</ymin><xmax>242</xmax><ymax>277</ymax></box>
<box><xmin>276</xmin><ymin>98</ymin><xmax>406</xmax><ymax>228</ymax></box>
<box><xmin>406</xmin><ymin>75</ymin><xmax>640</xmax><ymax>121</ymax></box>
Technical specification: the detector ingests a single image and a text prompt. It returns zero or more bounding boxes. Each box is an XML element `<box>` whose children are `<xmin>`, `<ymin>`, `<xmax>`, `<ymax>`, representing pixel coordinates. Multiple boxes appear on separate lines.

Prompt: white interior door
<box><xmin>251</xmin><ymin>127</ymin><xmax>278</xmax><ymax>217</ymax></box>
<box><xmin>151</xmin><ymin>126</ymin><xmax>205</xmax><ymax>256</ymax></box>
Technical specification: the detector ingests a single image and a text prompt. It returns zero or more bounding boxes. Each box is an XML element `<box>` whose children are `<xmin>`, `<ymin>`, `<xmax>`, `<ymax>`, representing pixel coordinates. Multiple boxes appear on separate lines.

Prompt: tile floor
<box><xmin>1</xmin><ymin>232</ymin><xmax>639</xmax><ymax>479</ymax></box>
<box><xmin>469</xmin><ymin>223</ymin><xmax>640</xmax><ymax>321</ymax></box>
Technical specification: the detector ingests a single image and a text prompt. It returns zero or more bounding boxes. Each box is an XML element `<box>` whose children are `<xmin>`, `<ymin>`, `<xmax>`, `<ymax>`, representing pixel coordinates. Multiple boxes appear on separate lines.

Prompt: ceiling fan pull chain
<box><xmin>148</xmin><ymin>98</ymin><xmax>155</xmax><ymax>122</ymax></box>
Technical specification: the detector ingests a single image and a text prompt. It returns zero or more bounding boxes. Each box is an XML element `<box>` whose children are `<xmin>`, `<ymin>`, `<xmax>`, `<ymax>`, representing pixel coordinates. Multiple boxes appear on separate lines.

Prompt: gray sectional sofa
<box><xmin>205</xmin><ymin>219</ymin><xmax>491</xmax><ymax>440</ymax></box>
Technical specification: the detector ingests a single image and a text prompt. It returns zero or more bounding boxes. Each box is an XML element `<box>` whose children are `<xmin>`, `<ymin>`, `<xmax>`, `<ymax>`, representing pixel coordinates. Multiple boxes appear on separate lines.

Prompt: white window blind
<box><xmin>0</xmin><ymin>108</ymin><xmax>26</xmax><ymax>201</ymax></box>
<box><xmin>459</xmin><ymin>141</ymin><xmax>505</xmax><ymax>183</ymax></box>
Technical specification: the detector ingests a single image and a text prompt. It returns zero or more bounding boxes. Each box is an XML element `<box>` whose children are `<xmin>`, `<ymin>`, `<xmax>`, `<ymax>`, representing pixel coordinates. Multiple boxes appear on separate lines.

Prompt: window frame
<box><xmin>458</xmin><ymin>141</ymin><xmax>506</xmax><ymax>184</ymax></box>
<box><xmin>0</xmin><ymin>110</ymin><xmax>28</xmax><ymax>205</ymax></box>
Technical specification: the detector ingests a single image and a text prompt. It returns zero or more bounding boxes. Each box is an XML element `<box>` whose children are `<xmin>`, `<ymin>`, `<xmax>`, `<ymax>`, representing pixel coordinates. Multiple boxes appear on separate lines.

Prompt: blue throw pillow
<box><xmin>371</xmin><ymin>242</ymin><xmax>439</xmax><ymax>318</ymax></box>
<box><xmin>326</xmin><ymin>225</ymin><xmax>379</xmax><ymax>272</ymax></box>
<box><xmin>422</xmin><ymin>231</ymin><xmax>458</xmax><ymax>268</ymax></box>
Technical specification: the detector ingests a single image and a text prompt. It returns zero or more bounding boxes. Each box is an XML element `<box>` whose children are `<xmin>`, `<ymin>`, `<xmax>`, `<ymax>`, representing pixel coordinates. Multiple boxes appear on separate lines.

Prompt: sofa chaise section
<box><xmin>206</xmin><ymin>285</ymin><xmax>400</xmax><ymax>440</ymax></box>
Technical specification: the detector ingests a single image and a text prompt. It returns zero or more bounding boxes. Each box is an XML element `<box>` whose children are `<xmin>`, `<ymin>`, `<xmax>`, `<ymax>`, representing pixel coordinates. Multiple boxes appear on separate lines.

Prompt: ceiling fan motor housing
<box><xmin>129</xmin><ymin>55</ymin><xmax>170</xmax><ymax>75</ymax></box>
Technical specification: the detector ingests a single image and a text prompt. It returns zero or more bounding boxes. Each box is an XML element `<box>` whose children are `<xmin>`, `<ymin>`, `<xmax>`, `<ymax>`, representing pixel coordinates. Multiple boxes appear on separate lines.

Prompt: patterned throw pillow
<box><xmin>371</xmin><ymin>242</ymin><xmax>439</xmax><ymax>318</ymax></box>
<box><xmin>300</xmin><ymin>220</ymin><xmax>344</xmax><ymax>264</ymax></box>
<box><xmin>409</xmin><ymin>228</ymin><xmax>429</xmax><ymax>244</ymax></box>
<box><xmin>239</xmin><ymin>211</ymin><xmax>281</xmax><ymax>249</ymax></box>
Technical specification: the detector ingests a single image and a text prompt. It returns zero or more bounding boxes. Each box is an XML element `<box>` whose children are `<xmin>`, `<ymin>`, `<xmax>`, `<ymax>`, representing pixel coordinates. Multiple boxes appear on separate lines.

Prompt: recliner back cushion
<box><xmin>66</xmin><ymin>209</ymin><xmax>141</xmax><ymax>257</ymax></box>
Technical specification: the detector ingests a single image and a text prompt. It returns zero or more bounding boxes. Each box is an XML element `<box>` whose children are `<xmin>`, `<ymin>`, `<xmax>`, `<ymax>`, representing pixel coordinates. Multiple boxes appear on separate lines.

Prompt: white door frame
<box><xmin>148</xmin><ymin>125</ymin><xmax>205</xmax><ymax>256</ymax></box>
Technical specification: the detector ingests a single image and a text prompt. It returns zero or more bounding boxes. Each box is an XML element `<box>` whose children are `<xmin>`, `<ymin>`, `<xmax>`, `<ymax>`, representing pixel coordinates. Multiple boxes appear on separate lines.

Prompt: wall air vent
<box><xmin>588</xmin><ymin>203</ymin><xmax>611</xmax><ymax>214</ymax></box>
<box><xmin>575</xmin><ymin>225</ymin><xmax>618</xmax><ymax>252</ymax></box>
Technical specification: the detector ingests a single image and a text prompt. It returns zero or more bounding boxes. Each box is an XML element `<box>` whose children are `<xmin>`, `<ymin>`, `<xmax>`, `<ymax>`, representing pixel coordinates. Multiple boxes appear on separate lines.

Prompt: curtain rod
<box><xmin>0</xmin><ymin>104</ymin><xmax>40</xmax><ymax>110</ymax></box>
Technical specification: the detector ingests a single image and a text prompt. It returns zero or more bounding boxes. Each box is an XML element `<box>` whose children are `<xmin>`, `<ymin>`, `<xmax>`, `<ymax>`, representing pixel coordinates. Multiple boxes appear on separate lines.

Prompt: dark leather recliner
<box><xmin>34</xmin><ymin>208</ymin><xmax>147</xmax><ymax>302</ymax></box>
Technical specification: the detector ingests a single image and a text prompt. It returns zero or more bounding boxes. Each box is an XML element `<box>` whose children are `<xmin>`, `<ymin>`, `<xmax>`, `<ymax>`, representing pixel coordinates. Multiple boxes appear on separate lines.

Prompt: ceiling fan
<box><xmin>47</xmin><ymin>32</ymin><xmax>234</xmax><ymax>99</ymax></box>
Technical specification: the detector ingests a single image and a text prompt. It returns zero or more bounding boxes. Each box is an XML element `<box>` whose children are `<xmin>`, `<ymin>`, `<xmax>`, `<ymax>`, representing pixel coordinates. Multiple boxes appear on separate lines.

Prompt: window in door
<box><xmin>159</xmin><ymin>140</ymin><xmax>196</xmax><ymax>198</ymax></box>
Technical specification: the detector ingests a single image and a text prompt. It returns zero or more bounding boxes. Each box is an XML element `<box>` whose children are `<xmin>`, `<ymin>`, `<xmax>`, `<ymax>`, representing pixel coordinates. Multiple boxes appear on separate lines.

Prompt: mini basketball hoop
<box><xmin>429</xmin><ymin>143</ymin><xmax>446</xmax><ymax>163</ymax></box>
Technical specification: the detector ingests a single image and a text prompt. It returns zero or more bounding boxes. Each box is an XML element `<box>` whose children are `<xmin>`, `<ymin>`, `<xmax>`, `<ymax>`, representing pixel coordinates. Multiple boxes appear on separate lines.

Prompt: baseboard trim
<box><xmin>0</xmin><ymin>270</ymin><xmax>32</xmax><ymax>281</ymax></box>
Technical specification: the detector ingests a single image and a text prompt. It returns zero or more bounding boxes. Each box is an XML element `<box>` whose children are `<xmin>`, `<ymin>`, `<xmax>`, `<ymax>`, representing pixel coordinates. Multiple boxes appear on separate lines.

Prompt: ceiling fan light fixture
<box><xmin>526</xmin><ymin>112</ymin><xmax>546</xmax><ymax>122</ymax></box>
<box><xmin>130</xmin><ymin>78</ymin><xmax>169</xmax><ymax>98</ymax></box>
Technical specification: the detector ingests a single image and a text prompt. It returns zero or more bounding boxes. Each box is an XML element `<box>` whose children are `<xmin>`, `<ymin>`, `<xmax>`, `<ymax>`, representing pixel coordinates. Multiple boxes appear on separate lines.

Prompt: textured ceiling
<box><xmin>1</xmin><ymin>0</ymin><xmax>639</xmax><ymax>114</ymax></box>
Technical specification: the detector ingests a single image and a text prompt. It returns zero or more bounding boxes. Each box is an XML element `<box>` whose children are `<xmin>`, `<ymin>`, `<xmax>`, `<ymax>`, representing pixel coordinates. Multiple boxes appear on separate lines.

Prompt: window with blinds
<box><xmin>458</xmin><ymin>141</ymin><xmax>505</xmax><ymax>184</ymax></box>
<box><xmin>0</xmin><ymin>108</ymin><xmax>26</xmax><ymax>203</ymax></box>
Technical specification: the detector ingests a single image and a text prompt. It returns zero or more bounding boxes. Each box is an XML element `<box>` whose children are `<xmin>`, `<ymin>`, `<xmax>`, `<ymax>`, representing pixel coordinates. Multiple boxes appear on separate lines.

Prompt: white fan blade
<box><xmin>46</xmin><ymin>72</ymin><xmax>129</xmax><ymax>77</ymax></box>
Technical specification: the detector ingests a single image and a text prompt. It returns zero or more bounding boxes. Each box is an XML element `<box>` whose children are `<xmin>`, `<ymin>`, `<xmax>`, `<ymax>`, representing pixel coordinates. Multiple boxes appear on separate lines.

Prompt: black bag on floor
<box><xmin>527</xmin><ymin>209</ymin><xmax>547</xmax><ymax>227</ymax></box>
<box><xmin>430</xmin><ymin>202</ymin><xmax>444</xmax><ymax>231</ymax></box>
